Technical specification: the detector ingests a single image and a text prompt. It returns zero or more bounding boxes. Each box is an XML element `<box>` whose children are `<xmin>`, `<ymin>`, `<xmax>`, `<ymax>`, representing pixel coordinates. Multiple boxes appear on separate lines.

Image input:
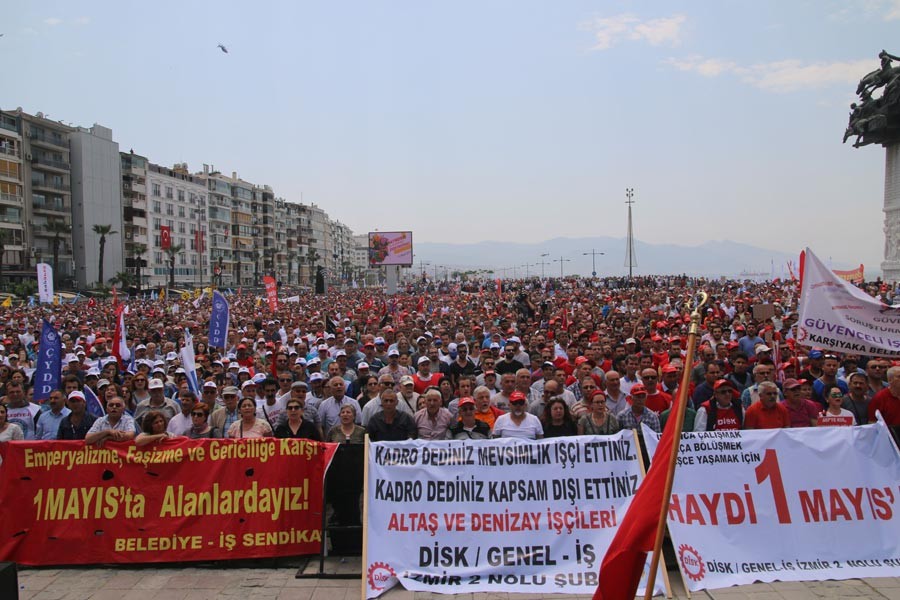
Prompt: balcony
<box><xmin>0</xmin><ymin>118</ymin><xmax>17</xmax><ymax>133</ymax></box>
<box><xmin>0</xmin><ymin>146</ymin><xmax>20</xmax><ymax>159</ymax></box>
<box><xmin>0</xmin><ymin>193</ymin><xmax>23</xmax><ymax>206</ymax></box>
<box><xmin>32</xmin><ymin>223</ymin><xmax>72</xmax><ymax>236</ymax></box>
<box><xmin>0</xmin><ymin>166</ymin><xmax>20</xmax><ymax>180</ymax></box>
<box><xmin>32</xmin><ymin>155</ymin><xmax>70</xmax><ymax>172</ymax></box>
<box><xmin>28</xmin><ymin>130</ymin><xmax>67</xmax><ymax>149</ymax></box>
<box><xmin>0</xmin><ymin>213</ymin><xmax>22</xmax><ymax>225</ymax></box>
<box><xmin>31</xmin><ymin>179</ymin><xmax>68</xmax><ymax>192</ymax></box>
<box><xmin>32</xmin><ymin>198</ymin><xmax>68</xmax><ymax>214</ymax></box>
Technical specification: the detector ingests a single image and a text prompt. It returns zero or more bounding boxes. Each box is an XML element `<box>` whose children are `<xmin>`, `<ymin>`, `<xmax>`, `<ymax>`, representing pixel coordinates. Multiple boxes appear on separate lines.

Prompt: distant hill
<box><xmin>411</xmin><ymin>237</ymin><xmax>850</xmax><ymax>278</ymax></box>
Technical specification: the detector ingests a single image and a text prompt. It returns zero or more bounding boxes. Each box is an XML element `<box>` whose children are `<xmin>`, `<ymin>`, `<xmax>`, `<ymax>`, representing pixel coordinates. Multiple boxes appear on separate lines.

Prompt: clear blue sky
<box><xmin>4</xmin><ymin>0</ymin><xmax>898</xmax><ymax>269</ymax></box>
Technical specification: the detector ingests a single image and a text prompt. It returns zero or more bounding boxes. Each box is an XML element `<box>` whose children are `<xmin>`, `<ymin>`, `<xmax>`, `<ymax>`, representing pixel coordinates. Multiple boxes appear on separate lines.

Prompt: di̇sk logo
<box><xmin>367</xmin><ymin>562</ymin><xmax>396</xmax><ymax>591</ymax></box>
<box><xmin>46</xmin><ymin>330</ymin><xmax>57</xmax><ymax>343</ymax></box>
<box><xmin>678</xmin><ymin>544</ymin><xmax>705</xmax><ymax>582</ymax></box>
<box><xmin>214</xmin><ymin>301</ymin><xmax>225</xmax><ymax>311</ymax></box>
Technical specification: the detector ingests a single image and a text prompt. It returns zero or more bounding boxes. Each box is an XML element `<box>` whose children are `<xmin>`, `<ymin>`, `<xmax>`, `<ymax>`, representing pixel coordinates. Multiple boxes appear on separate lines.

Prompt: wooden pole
<box><xmin>360</xmin><ymin>435</ymin><xmax>371</xmax><ymax>600</ymax></box>
<box><xmin>643</xmin><ymin>293</ymin><xmax>706</xmax><ymax>600</ymax></box>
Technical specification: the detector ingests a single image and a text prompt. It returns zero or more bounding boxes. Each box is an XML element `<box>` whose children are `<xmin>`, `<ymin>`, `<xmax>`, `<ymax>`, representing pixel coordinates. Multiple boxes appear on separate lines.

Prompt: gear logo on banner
<box><xmin>678</xmin><ymin>544</ymin><xmax>705</xmax><ymax>582</ymax></box>
<box><xmin>367</xmin><ymin>562</ymin><xmax>397</xmax><ymax>592</ymax></box>
<box><xmin>796</xmin><ymin>325</ymin><xmax>809</xmax><ymax>343</ymax></box>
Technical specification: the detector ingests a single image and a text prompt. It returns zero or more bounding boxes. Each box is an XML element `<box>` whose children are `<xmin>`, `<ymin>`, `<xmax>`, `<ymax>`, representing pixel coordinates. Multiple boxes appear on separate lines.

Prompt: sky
<box><xmin>3</xmin><ymin>0</ymin><xmax>899</xmax><ymax>271</ymax></box>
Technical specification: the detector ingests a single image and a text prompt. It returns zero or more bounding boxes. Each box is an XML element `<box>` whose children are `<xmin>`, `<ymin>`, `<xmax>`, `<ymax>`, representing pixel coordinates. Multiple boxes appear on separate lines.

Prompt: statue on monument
<box><xmin>844</xmin><ymin>50</ymin><xmax>900</xmax><ymax>148</ymax></box>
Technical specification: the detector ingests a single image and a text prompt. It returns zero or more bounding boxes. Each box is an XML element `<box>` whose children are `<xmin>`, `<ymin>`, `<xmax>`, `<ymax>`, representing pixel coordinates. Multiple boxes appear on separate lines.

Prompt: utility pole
<box><xmin>521</xmin><ymin>263</ymin><xmax>533</xmax><ymax>278</ymax></box>
<box><xmin>553</xmin><ymin>257</ymin><xmax>571</xmax><ymax>278</ymax></box>
<box><xmin>582</xmin><ymin>250</ymin><xmax>605</xmax><ymax>278</ymax></box>
<box><xmin>625</xmin><ymin>188</ymin><xmax>637</xmax><ymax>279</ymax></box>
<box><xmin>418</xmin><ymin>260</ymin><xmax>430</xmax><ymax>280</ymax></box>
<box><xmin>538</xmin><ymin>253</ymin><xmax>550</xmax><ymax>279</ymax></box>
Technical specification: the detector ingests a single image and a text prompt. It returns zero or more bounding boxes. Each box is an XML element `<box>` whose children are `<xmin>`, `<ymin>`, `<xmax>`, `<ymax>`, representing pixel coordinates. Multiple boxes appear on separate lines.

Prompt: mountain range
<box><xmin>411</xmin><ymin>237</ymin><xmax>862</xmax><ymax>278</ymax></box>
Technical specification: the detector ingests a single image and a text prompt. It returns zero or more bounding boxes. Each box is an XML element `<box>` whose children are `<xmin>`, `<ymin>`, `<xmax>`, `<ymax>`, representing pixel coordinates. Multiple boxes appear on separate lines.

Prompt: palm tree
<box><xmin>286</xmin><ymin>250</ymin><xmax>297</xmax><ymax>286</ymax></box>
<box><xmin>92</xmin><ymin>224</ymin><xmax>117</xmax><ymax>288</ymax></box>
<box><xmin>131</xmin><ymin>243</ymin><xmax>147</xmax><ymax>293</ymax></box>
<box><xmin>47</xmin><ymin>221</ymin><xmax>71</xmax><ymax>288</ymax></box>
<box><xmin>0</xmin><ymin>229</ymin><xmax>10</xmax><ymax>288</ymax></box>
<box><xmin>306</xmin><ymin>248</ymin><xmax>320</xmax><ymax>286</ymax></box>
<box><xmin>165</xmin><ymin>244</ymin><xmax>184</xmax><ymax>289</ymax></box>
<box><xmin>108</xmin><ymin>270</ymin><xmax>134</xmax><ymax>289</ymax></box>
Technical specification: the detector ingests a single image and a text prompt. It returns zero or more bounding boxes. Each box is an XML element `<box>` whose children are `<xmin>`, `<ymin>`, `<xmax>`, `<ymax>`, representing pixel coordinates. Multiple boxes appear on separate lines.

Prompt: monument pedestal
<box><xmin>882</xmin><ymin>144</ymin><xmax>900</xmax><ymax>282</ymax></box>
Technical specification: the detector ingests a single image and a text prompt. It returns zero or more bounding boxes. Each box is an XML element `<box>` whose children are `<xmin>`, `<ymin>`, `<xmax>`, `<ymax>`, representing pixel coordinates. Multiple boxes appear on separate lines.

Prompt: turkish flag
<box><xmin>160</xmin><ymin>225</ymin><xmax>171</xmax><ymax>250</ymax></box>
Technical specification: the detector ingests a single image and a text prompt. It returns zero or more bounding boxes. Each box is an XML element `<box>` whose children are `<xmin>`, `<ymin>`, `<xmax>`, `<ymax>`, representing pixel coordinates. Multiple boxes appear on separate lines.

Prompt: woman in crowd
<box><xmin>275</xmin><ymin>398</ymin><xmax>322</xmax><ymax>440</ymax></box>
<box><xmin>130</xmin><ymin>374</ymin><xmax>151</xmax><ymax>408</ymax></box>
<box><xmin>0</xmin><ymin>403</ymin><xmax>24</xmax><ymax>442</ymax></box>
<box><xmin>227</xmin><ymin>396</ymin><xmax>273</xmax><ymax>438</ymax></box>
<box><xmin>356</xmin><ymin>375</ymin><xmax>379</xmax><ymax>409</ymax></box>
<box><xmin>439</xmin><ymin>379</ymin><xmax>454</xmax><ymax>407</ymax></box>
<box><xmin>187</xmin><ymin>403</ymin><xmax>218</xmax><ymax>438</ymax></box>
<box><xmin>135</xmin><ymin>410</ymin><xmax>175</xmax><ymax>446</ymax></box>
<box><xmin>541</xmin><ymin>397</ymin><xmax>577</xmax><ymax>438</ymax></box>
<box><xmin>578</xmin><ymin>390</ymin><xmax>620</xmax><ymax>435</ymax></box>
<box><xmin>326</xmin><ymin>405</ymin><xmax>365</xmax><ymax>443</ymax></box>
<box><xmin>820</xmin><ymin>388</ymin><xmax>857</xmax><ymax>425</ymax></box>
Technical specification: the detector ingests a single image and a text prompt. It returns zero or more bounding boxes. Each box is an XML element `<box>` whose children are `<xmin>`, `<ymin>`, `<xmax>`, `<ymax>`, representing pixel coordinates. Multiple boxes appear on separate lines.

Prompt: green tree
<box><xmin>108</xmin><ymin>270</ymin><xmax>135</xmax><ymax>289</ymax></box>
<box><xmin>131</xmin><ymin>243</ymin><xmax>147</xmax><ymax>293</ymax></box>
<box><xmin>306</xmin><ymin>248</ymin><xmax>320</xmax><ymax>286</ymax></box>
<box><xmin>165</xmin><ymin>244</ymin><xmax>184</xmax><ymax>289</ymax></box>
<box><xmin>47</xmin><ymin>220</ymin><xmax>71</xmax><ymax>288</ymax></box>
<box><xmin>92</xmin><ymin>224</ymin><xmax>117</xmax><ymax>288</ymax></box>
<box><xmin>286</xmin><ymin>250</ymin><xmax>297</xmax><ymax>286</ymax></box>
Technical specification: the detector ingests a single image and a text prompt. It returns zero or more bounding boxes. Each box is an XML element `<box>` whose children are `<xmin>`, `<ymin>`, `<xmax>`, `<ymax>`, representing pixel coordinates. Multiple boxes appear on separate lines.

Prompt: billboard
<box><xmin>368</xmin><ymin>231</ymin><xmax>413</xmax><ymax>266</ymax></box>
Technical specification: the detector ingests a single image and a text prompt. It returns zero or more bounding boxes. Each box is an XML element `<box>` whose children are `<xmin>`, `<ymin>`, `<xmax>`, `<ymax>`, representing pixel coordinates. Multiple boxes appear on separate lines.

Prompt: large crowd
<box><xmin>1</xmin><ymin>276</ymin><xmax>899</xmax><ymax>451</ymax></box>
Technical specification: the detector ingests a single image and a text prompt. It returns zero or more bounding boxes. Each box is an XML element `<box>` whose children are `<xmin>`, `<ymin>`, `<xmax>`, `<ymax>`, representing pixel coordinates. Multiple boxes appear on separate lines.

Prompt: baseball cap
<box><xmin>400</xmin><ymin>375</ymin><xmax>415</xmax><ymax>386</ymax></box>
<box><xmin>713</xmin><ymin>379</ymin><xmax>735</xmax><ymax>391</ymax></box>
<box><xmin>291</xmin><ymin>380</ymin><xmax>309</xmax><ymax>390</ymax></box>
<box><xmin>509</xmin><ymin>391</ymin><xmax>527</xmax><ymax>403</ymax></box>
<box><xmin>755</xmin><ymin>344</ymin><xmax>772</xmax><ymax>354</ymax></box>
<box><xmin>417</xmin><ymin>356</ymin><xmax>430</xmax><ymax>365</ymax></box>
<box><xmin>358</xmin><ymin>362</ymin><xmax>370</xmax><ymax>370</ymax></box>
<box><xmin>782</xmin><ymin>378</ymin><xmax>802</xmax><ymax>390</ymax></box>
<box><xmin>808</xmin><ymin>349</ymin><xmax>824</xmax><ymax>360</ymax></box>
<box><xmin>222</xmin><ymin>386</ymin><xmax>239</xmax><ymax>396</ymax></box>
<box><xmin>148</xmin><ymin>378</ymin><xmax>164</xmax><ymax>390</ymax></box>
<box><xmin>458</xmin><ymin>396</ymin><xmax>475</xmax><ymax>408</ymax></box>
<box><xmin>630</xmin><ymin>383</ymin><xmax>647</xmax><ymax>395</ymax></box>
<box><xmin>388</xmin><ymin>349</ymin><xmax>400</xmax><ymax>357</ymax></box>
<box><xmin>203</xmin><ymin>381</ymin><xmax>218</xmax><ymax>389</ymax></box>
<box><xmin>625</xmin><ymin>338</ymin><xmax>637</xmax><ymax>345</ymax></box>
<box><xmin>67</xmin><ymin>390</ymin><xmax>85</xmax><ymax>401</ymax></box>
<box><xmin>241</xmin><ymin>380</ymin><xmax>256</xmax><ymax>389</ymax></box>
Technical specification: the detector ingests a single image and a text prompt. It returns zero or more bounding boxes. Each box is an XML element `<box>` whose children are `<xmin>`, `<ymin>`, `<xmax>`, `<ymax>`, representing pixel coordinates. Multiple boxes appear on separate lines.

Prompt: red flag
<box><xmin>263</xmin><ymin>276</ymin><xmax>278</xmax><ymax>312</ymax></box>
<box><xmin>592</xmin><ymin>408</ymin><xmax>677</xmax><ymax>599</ymax></box>
<box><xmin>160</xmin><ymin>225</ymin><xmax>171</xmax><ymax>250</ymax></box>
<box><xmin>88</xmin><ymin>298</ymin><xmax>96</xmax><ymax>308</ymax></box>
<box><xmin>416</xmin><ymin>296</ymin><xmax>425</xmax><ymax>313</ymax></box>
<box><xmin>112</xmin><ymin>286</ymin><xmax>118</xmax><ymax>309</ymax></box>
<box><xmin>798</xmin><ymin>250</ymin><xmax>806</xmax><ymax>295</ymax></box>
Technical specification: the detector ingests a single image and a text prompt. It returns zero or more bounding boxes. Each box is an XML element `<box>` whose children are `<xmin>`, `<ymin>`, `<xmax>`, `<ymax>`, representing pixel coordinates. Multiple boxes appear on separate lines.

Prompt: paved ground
<box><xmin>14</xmin><ymin>558</ymin><xmax>900</xmax><ymax>600</ymax></box>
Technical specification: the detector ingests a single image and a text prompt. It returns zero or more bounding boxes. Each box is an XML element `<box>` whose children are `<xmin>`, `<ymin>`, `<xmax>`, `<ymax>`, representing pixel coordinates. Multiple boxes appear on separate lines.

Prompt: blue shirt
<box><xmin>35</xmin><ymin>408</ymin><xmax>71</xmax><ymax>440</ymax></box>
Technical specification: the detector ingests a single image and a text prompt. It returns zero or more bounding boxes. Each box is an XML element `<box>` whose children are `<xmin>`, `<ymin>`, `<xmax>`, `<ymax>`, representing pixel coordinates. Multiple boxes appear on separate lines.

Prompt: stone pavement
<box><xmin>14</xmin><ymin>558</ymin><xmax>900</xmax><ymax>600</ymax></box>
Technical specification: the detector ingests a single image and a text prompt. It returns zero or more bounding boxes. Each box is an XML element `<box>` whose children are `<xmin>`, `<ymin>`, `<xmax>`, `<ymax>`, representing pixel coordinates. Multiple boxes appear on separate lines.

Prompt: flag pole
<box><xmin>643</xmin><ymin>291</ymin><xmax>707</xmax><ymax>600</ymax></box>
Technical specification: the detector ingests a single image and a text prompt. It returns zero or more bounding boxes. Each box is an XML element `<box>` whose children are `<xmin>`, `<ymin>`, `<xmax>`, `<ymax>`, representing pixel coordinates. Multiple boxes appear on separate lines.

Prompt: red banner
<box><xmin>833</xmin><ymin>264</ymin><xmax>865</xmax><ymax>285</ymax></box>
<box><xmin>160</xmin><ymin>225</ymin><xmax>172</xmax><ymax>250</ymax></box>
<box><xmin>264</xmin><ymin>276</ymin><xmax>278</xmax><ymax>312</ymax></box>
<box><xmin>0</xmin><ymin>438</ymin><xmax>336</xmax><ymax>566</ymax></box>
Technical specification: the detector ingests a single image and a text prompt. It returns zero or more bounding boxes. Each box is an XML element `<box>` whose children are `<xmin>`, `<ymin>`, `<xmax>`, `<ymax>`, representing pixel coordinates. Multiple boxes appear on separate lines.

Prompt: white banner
<box><xmin>644</xmin><ymin>421</ymin><xmax>900</xmax><ymax>591</ymax></box>
<box><xmin>364</xmin><ymin>434</ymin><xmax>665</xmax><ymax>598</ymax></box>
<box><xmin>798</xmin><ymin>247</ymin><xmax>900</xmax><ymax>357</ymax></box>
<box><xmin>36</xmin><ymin>263</ymin><xmax>53</xmax><ymax>304</ymax></box>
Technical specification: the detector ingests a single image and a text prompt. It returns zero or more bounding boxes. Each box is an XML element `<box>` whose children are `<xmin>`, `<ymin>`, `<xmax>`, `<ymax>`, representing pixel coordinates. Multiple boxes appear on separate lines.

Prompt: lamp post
<box><xmin>538</xmin><ymin>253</ymin><xmax>550</xmax><ymax>279</ymax></box>
<box><xmin>582</xmin><ymin>250</ymin><xmax>605</xmax><ymax>278</ymax></box>
<box><xmin>553</xmin><ymin>257</ymin><xmax>571</xmax><ymax>278</ymax></box>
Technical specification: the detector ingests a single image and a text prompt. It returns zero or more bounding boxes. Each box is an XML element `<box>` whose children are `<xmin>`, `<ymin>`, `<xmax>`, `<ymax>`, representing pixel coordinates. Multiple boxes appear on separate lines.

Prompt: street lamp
<box><xmin>553</xmin><ymin>257</ymin><xmax>571</xmax><ymax>278</ymax></box>
<box><xmin>582</xmin><ymin>250</ymin><xmax>605</xmax><ymax>278</ymax></box>
<box><xmin>539</xmin><ymin>253</ymin><xmax>550</xmax><ymax>279</ymax></box>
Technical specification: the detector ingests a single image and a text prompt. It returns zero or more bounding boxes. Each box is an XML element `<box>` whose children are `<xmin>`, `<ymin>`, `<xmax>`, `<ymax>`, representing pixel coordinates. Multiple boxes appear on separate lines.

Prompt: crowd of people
<box><xmin>0</xmin><ymin>275</ymin><xmax>898</xmax><ymax>451</ymax></box>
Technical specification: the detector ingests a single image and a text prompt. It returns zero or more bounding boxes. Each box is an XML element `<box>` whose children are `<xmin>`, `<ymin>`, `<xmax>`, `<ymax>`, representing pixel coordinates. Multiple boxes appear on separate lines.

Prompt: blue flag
<box><xmin>33</xmin><ymin>319</ymin><xmax>61</xmax><ymax>403</ymax></box>
<box><xmin>208</xmin><ymin>290</ymin><xmax>230</xmax><ymax>349</ymax></box>
<box><xmin>84</xmin><ymin>385</ymin><xmax>105</xmax><ymax>418</ymax></box>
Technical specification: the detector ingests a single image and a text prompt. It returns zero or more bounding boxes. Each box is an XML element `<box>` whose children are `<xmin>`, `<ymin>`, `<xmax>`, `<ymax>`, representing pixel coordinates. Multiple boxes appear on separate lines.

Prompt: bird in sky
<box><xmin>217</xmin><ymin>44</ymin><xmax>228</xmax><ymax>54</ymax></box>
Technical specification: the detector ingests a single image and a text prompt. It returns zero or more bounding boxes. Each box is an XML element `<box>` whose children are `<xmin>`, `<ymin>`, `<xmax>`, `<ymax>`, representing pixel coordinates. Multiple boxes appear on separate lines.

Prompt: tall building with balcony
<box><xmin>2</xmin><ymin>109</ymin><xmax>76</xmax><ymax>285</ymax></box>
<box><xmin>146</xmin><ymin>163</ymin><xmax>208</xmax><ymax>288</ymax></box>
<box><xmin>196</xmin><ymin>165</ymin><xmax>233</xmax><ymax>288</ymax></box>
<box><xmin>121</xmin><ymin>151</ymin><xmax>150</xmax><ymax>289</ymax></box>
<box><xmin>329</xmin><ymin>219</ymin><xmax>355</xmax><ymax>283</ymax></box>
<box><xmin>70</xmin><ymin>124</ymin><xmax>123</xmax><ymax>289</ymax></box>
<box><xmin>0</xmin><ymin>111</ymin><xmax>26</xmax><ymax>278</ymax></box>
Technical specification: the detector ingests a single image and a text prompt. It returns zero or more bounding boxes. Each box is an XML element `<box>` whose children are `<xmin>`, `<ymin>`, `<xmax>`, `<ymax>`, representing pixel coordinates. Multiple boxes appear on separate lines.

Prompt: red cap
<box><xmin>713</xmin><ymin>379</ymin><xmax>734</xmax><ymax>391</ymax></box>
<box><xmin>574</xmin><ymin>356</ymin><xmax>590</xmax><ymax>366</ymax></box>
<box><xmin>458</xmin><ymin>396</ymin><xmax>475</xmax><ymax>407</ymax></box>
<box><xmin>661</xmin><ymin>364</ymin><xmax>677</xmax><ymax>374</ymax></box>
<box><xmin>630</xmin><ymin>383</ymin><xmax>647</xmax><ymax>395</ymax></box>
<box><xmin>509</xmin><ymin>391</ymin><xmax>527</xmax><ymax>403</ymax></box>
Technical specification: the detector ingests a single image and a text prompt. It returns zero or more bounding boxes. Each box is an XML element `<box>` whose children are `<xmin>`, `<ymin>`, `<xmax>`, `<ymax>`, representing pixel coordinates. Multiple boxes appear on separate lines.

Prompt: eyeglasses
<box><xmin>191</xmin><ymin>412</ymin><xmax>206</xmax><ymax>417</ymax></box>
<box><xmin>459</xmin><ymin>406</ymin><xmax>475</xmax><ymax>411</ymax></box>
<box><xmin>642</xmin><ymin>375</ymin><xmax>657</xmax><ymax>380</ymax></box>
<box><xmin>286</xmin><ymin>405</ymin><xmax>302</xmax><ymax>411</ymax></box>
<box><xmin>279</xmin><ymin>378</ymin><xmax>293</xmax><ymax>383</ymax></box>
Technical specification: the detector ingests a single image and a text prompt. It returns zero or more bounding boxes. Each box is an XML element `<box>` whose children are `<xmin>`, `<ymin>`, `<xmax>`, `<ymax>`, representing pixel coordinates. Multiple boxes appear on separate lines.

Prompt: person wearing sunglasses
<box><xmin>188</xmin><ymin>403</ymin><xmax>217</xmax><ymax>439</ymax></box>
<box><xmin>446</xmin><ymin>396</ymin><xmax>490</xmax><ymax>440</ymax></box>
<box><xmin>274</xmin><ymin>397</ymin><xmax>322</xmax><ymax>441</ymax></box>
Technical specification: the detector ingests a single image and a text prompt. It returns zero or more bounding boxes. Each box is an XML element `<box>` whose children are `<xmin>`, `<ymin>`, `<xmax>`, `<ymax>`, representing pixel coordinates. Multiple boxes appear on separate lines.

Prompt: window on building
<box><xmin>166</xmin><ymin>204</ymin><xmax>174</xmax><ymax>216</ymax></box>
<box><xmin>153</xmin><ymin>201</ymin><xmax>161</xmax><ymax>213</ymax></box>
<box><xmin>178</xmin><ymin>190</ymin><xmax>185</xmax><ymax>202</ymax></box>
<box><xmin>152</xmin><ymin>183</ymin><xmax>161</xmax><ymax>197</ymax></box>
<box><xmin>155</xmin><ymin>252</ymin><xmax>163</xmax><ymax>264</ymax></box>
<box><xmin>152</xmin><ymin>218</ymin><xmax>161</xmax><ymax>229</ymax></box>
<box><xmin>178</xmin><ymin>206</ymin><xmax>185</xmax><ymax>218</ymax></box>
<box><xmin>165</xmin><ymin>186</ymin><xmax>173</xmax><ymax>199</ymax></box>
<box><xmin>178</xmin><ymin>222</ymin><xmax>185</xmax><ymax>234</ymax></box>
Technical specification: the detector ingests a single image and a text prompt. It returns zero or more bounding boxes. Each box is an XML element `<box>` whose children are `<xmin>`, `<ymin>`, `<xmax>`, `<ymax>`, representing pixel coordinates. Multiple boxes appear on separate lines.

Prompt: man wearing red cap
<box><xmin>695</xmin><ymin>380</ymin><xmax>743</xmax><ymax>431</ymax></box>
<box><xmin>869</xmin><ymin>366</ymin><xmax>900</xmax><ymax>439</ymax></box>
<box><xmin>616</xmin><ymin>383</ymin><xmax>661</xmax><ymax>435</ymax></box>
<box><xmin>492</xmin><ymin>391</ymin><xmax>543</xmax><ymax>439</ymax></box>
